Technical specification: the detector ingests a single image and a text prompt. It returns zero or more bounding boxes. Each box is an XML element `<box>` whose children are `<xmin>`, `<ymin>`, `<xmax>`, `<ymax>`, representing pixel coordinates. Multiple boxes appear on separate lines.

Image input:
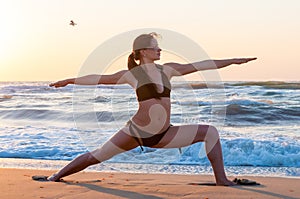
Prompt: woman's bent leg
<box><xmin>153</xmin><ymin>125</ymin><xmax>234</xmax><ymax>186</ymax></box>
<box><xmin>203</xmin><ymin>126</ymin><xmax>234</xmax><ymax>185</ymax></box>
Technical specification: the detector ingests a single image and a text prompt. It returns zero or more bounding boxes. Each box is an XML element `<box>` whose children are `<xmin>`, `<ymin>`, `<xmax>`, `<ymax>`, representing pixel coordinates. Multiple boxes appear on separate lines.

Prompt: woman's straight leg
<box><xmin>48</xmin><ymin>128</ymin><xmax>139</xmax><ymax>181</ymax></box>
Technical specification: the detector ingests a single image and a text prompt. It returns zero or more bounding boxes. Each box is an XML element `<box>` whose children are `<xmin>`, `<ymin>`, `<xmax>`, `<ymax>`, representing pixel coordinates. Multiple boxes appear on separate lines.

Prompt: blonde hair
<box><xmin>128</xmin><ymin>32</ymin><xmax>160</xmax><ymax>70</ymax></box>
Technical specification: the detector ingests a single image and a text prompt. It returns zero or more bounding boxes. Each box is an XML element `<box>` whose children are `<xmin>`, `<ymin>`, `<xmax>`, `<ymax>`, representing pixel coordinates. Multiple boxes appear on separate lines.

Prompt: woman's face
<box><xmin>142</xmin><ymin>39</ymin><xmax>161</xmax><ymax>61</ymax></box>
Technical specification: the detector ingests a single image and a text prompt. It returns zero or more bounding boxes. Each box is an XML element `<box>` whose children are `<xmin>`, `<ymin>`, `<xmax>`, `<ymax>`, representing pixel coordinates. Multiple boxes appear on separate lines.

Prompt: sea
<box><xmin>0</xmin><ymin>81</ymin><xmax>299</xmax><ymax>177</ymax></box>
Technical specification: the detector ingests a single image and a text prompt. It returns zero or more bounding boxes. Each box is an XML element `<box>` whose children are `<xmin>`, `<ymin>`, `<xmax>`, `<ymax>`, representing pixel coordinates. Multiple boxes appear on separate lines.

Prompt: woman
<box><xmin>48</xmin><ymin>33</ymin><xmax>256</xmax><ymax>185</ymax></box>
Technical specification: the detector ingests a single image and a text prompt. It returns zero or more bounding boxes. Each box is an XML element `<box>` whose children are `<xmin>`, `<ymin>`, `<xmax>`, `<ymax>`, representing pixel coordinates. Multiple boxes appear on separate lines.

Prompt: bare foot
<box><xmin>47</xmin><ymin>173</ymin><xmax>60</xmax><ymax>182</ymax></box>
<box><xmin>216</xmin><ymin>179</ymin><xmax>236</xmax><ymax>186</ymax></box>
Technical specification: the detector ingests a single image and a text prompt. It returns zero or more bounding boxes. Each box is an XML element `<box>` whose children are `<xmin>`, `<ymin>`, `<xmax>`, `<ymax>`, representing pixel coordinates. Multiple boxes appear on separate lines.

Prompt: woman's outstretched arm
<box><xmin>49</xmin><ymin>70</ymin><xmax>129</xmax><ymax>88</ymax></box>
<box><xmin>165</xmin><ymin>58</ymin><xmax>257</xmax><ymax>76</ymax></box>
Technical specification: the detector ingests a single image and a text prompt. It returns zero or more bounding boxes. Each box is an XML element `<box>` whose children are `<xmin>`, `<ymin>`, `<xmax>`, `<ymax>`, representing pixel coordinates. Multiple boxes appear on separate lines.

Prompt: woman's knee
<box><xmin>195</xmin><ymin>125</ymin><xmax>219</xmax><ymax>142</ymax></box>
<box><xmin>86</xmin><ymin>152</ymin><xmax>101</xmax><ymax>164</ymax></box>
<box><xmin>205</xmin><ymin>125</ymin><xmax>220</xmax><ymax>140</ymax></box>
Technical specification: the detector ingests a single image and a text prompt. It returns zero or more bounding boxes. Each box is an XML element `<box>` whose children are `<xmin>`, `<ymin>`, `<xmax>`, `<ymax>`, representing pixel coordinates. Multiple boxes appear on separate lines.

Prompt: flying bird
<box><xmin>69</xmin><ymin>20</ymin><xmax>77</xmax><ymax>26</ymax></box>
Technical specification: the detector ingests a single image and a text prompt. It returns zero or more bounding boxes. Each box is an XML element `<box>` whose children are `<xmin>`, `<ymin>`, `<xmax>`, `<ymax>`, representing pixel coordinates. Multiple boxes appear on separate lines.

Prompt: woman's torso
<box><xmin>127</xmin><ymin>64</ymin><xmax>172</xmax><ymax>134</ymax></box>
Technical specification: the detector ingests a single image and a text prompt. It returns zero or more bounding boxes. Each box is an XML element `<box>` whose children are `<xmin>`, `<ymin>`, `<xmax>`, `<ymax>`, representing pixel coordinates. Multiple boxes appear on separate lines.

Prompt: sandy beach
<box><xmin>1</xmin><ymin>168</ymin><xmax>299</xmax><ymax>199</ymax></box>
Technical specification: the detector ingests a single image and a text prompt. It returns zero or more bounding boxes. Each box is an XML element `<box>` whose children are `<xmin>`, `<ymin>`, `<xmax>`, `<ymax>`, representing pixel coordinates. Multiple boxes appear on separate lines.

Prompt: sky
<box><xmin>0</xmin><ymin>0</ymin><xmax>299</xmax><ymax>81</ymax></box>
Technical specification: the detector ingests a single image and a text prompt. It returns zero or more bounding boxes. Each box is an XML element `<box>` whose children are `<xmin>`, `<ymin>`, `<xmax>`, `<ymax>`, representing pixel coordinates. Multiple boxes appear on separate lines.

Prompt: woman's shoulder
<box><xmin>120</xmin><ymin>69</ymin><xmax>138</xmax><ymax>88</ymax></box>
<box><xmin>162</xmin><ymin>62</ymin><xmax>186</xmax><ymax>77</ymax></box>
<box><xmin>160</xmin><ymin>63</ymin><xmax>181</xmax><ymax>78</ymax></box>
<box><xmin>161</xmin><ymin>62</ymin><xmax>184</xmax><ymax>72</ymax></box>
<box><xmin>162</xmin><ymin>62</ymin><xmax>182</xmax><ymax>67</ymax></box>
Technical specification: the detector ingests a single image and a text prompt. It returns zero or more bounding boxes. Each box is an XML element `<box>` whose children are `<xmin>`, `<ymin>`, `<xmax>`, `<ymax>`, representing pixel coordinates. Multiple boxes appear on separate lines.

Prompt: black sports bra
<box><xmin>130</xmin><ymin>65</ymin><xmax>171</xmax><ymax>102</ymax></box>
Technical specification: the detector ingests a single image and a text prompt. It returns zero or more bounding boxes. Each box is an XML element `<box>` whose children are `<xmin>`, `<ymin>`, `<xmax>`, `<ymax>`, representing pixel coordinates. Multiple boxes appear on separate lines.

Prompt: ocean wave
<box><xmin>222</xmin><ymin>138</ymin><xmax>300</xmax><ymax>167</ymax></box>
<box><xmin>93</xmin><ymin>96</ymin><xmax>111</xmax><ymax>103</ymax></box>
<box><xmin>172</xmin><ymin>81</ymin><xmax>300</xmax><ymax>90</ymax></box>
<box><xmin>278</xmin><ymin>107</ymin><xmax>300</xmax><ymax>117</ymax></box>
<box><xmin>1</xmin><ymin>137</ymin><xmax>299</xmax><ymax>167</ymax></box>
<box><xmin>0</xmin><ymin>95</ymin><xmax>13</xmax><ymax>102</ymax></box>
<box><xmin>1</xmin><ymin>85</ymin><xmax>51</xmax><ymax>93</ymax></box>
<box><xmin>96</xmin><ymin>85</ymin><xmax>131</xmax><ymax>90</ymax></box>
<box><xmin>107</xmin><ymin>137</ymin><xmax>300</xmax><ymax>168</ymax></box>
<box><xmin>172</xmin><ymin>138</ymin><xmax>300</xmax><ymax>167</ymax></box>
<box><xmin>0</xmin><ymin>125</ymin><xmax>299</xmax><ymax>168</ymax></box>
<box><xmin>73</xmin><ymin>111</ymin><xmax>115</xmax><ymax>122</ymax></box>
<box><xmin>263</xmin><ymin>91</ymin><xmax>282</xmax><ymax>96</ymax></box>
<box><xmin>231</xmin><ymin>81</ymin><xmax>300</xmax><ymax>89</ymax></box>
<box><xmin>228</xmin><ymin>99</ymin><xmax>273</xmax><ymax>106</ymax></box>
<box><xmin>175</xmin><ymin>98</ymin><xmax>272</xmax><ymax>107</ymax></box>
<box><xmin>225</xmin><ymin>104</ymin><xmax>257</xmax><ymax>115</ymax></box>
<box><xmin>172</xmin><ymin>83</ymin><xmax>224</xmax><ymax>89</ymax></box>
<box><xmin>0</xmin><ymin>109</ymin><xmax>63</xmax><ymax>120</ymax></box>
<box><xmin>225</xmin><ymin>105</ymin><xmax>300</xmax><ymax>125</ymax></box>
<box><xmin>172</xmin><ymin>100</ymin><xmax>211</xmax><ymax>106</ymax></box>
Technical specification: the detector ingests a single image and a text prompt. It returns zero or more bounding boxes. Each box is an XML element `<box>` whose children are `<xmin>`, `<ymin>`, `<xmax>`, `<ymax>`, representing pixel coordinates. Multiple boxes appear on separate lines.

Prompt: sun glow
<box><xmin>0</xmin><ymin>29</ymin><xmax>14</xmax><ymax>59</ymax></box>
<box><xmin>0</xmin><ymin>2</ymin><xmax>20</xmax><ymax>60</ymax></box>
<box><xmin>0</xmin><ymin>0</ymin><xmax>300</xmax><ymax>81</ymax></box>
<box><xmin>0</xmin><ymin>20</ymin><xmax>10</xmax><ymax>57</ymax></box>
<box><xmin>0</xmin><ymin>1</ymin><xmax>29</xmax><ymax>80</ymax></box>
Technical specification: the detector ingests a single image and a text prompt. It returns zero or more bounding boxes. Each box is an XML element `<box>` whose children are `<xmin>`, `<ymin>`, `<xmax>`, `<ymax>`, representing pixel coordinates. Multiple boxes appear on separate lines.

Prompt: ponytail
<box><xmin>127</xmin><ymin>52</ymin><xmax>139</xmax><ymax>70</ymax></box>
<box><xmin>128</xmin><ymin>50</ymin><xmax>158</xmax><ymax>94</ymax></box>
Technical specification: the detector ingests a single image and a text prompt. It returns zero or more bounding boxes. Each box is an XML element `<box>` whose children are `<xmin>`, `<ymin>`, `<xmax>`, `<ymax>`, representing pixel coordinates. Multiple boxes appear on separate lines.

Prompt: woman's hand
<box><xmin>233</xmin><ymin>57</ymin><xmax>257</xmax><ymax>65</ymax></box>
<box><xmin>49</xmin><ymin>79</ymin><xmax>73</xmax><ymax>88</ymax></box>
